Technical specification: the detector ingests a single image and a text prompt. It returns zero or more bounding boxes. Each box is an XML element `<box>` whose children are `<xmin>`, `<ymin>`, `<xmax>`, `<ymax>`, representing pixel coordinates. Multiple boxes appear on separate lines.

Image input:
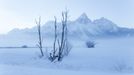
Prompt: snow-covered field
<box><xmin>0</xmin><ymin>37</ymin><xmax>134</xmax><ymax>75</ymax></box>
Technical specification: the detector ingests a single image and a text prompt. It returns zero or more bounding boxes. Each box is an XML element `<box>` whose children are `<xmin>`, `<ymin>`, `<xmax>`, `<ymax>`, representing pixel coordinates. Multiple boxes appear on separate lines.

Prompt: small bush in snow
<box><xmin>21</xmin><ymin>45</ymin><xmax>28</xmax><ymax>48</ymax></box>
<box><xmin>86</xmin><ymin>41</ymin><xmax>95</xmax><ymax>48</ymax></box>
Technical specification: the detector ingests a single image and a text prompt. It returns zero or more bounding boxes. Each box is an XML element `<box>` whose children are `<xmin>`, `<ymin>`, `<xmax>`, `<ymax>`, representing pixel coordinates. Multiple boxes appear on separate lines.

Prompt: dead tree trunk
<box><xmin>49</xmin><ymin>16</ymin><xmax>58</xmax><ymax>61</ymax></box>
<box><xmin>36</xmin><ymin>17</ymin><xmax>44</xmax><ymax>57</ymax></box>
<box><xmin>58</xmin><ymin>11</ymin><xmax>68</xmax><ymax>61</ymax></box>
<box><xmin>53</xmin><ymin>16</ymin><xmax>57</xmax><ymax>58</ymax></box>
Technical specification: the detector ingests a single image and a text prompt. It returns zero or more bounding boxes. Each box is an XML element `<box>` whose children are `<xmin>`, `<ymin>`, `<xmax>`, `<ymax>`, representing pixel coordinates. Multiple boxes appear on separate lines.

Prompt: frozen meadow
<box><xmin>0</xmin><ymin>37</ymin><xmax>134</xmax><ymax>75</ymax></box>
<box><xmin>0</xmin><ymin>13</ymin><xmax>134</xmax><ymax>75</ymax></box>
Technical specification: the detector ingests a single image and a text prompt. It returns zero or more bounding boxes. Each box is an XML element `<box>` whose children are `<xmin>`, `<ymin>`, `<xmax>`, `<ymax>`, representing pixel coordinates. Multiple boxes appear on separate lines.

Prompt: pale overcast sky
<box><xmin>0</xmin><ymin>0</ymin><xmax>134</xmax><ymax>34</ymax></box>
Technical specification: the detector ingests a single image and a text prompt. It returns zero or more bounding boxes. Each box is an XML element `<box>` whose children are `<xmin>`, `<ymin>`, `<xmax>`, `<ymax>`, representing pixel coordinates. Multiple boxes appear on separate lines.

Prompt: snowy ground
<box><xmin>0</xmin><ymin>37</ymin><xmax>134</xmax><ymax>75</ymax></box>
<box><xmin>1</xmin><ymin>65</ymin><xmax>133</xmax><ymax>75</ymax></box>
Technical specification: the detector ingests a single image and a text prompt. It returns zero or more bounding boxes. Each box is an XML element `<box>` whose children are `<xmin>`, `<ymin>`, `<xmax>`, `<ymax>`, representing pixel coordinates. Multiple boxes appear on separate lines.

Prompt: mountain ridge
<box><xmin>4</xmin><ymin>13</ymin><xmax>134</xmax><ymax>38</ymax></box>
<box><xmin>0</xmin><ymin>13</ymin><xmax>134</xmax><ymax>46</ymax></box>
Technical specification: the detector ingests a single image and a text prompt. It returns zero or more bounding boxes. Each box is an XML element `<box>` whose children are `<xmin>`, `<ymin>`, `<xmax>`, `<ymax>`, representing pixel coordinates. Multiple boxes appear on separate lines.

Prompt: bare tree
<box><xmin>62</xmin><ymin>11</ymin><xmax>72</xmax><ymax>56</ymax></box>
<box><xmin>48</xmin><ymin>10</ymin><xmax>72</xmax><ymax>62</ymax></box>
<box><xmin>49</xmin><ymin>16</ymin><xmax>58</xmax><ymax>61</ymax></box>
<box><xmin>36</xmin><ymin>17</ymin><xmax>44</xmax><ymax>57</ymax></box>
<box><xmin>57</xmin><ymin>10</ymin><xmax>72</xmax><ymax>61</ymax></box>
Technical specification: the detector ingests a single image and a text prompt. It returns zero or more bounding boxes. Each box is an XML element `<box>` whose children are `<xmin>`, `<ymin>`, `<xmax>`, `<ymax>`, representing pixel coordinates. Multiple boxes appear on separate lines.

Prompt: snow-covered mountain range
<box><xmin>0</xmin><ymin>13</ymin><xmax>134</xmax><ymax>46</ymax></box>
<box><xmin>8</xmin><ymin>13</ymin><xmax>134</xmax><ymax>37</ymax></box>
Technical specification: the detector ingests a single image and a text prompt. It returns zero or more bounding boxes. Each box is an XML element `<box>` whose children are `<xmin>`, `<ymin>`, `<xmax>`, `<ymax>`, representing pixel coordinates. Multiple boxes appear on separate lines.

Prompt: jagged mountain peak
<box><xmin>76</xmin><ymin>13</ymin><xmax>92</xmax><ymax>24</ymax></box>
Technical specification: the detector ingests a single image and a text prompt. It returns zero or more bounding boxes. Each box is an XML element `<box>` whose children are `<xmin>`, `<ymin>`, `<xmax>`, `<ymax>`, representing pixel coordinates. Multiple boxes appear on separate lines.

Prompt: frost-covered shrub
<box><xmin>86</xmin><ymin>41</ymin><xmax>95</xmax><ymax>48</ymax></box>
